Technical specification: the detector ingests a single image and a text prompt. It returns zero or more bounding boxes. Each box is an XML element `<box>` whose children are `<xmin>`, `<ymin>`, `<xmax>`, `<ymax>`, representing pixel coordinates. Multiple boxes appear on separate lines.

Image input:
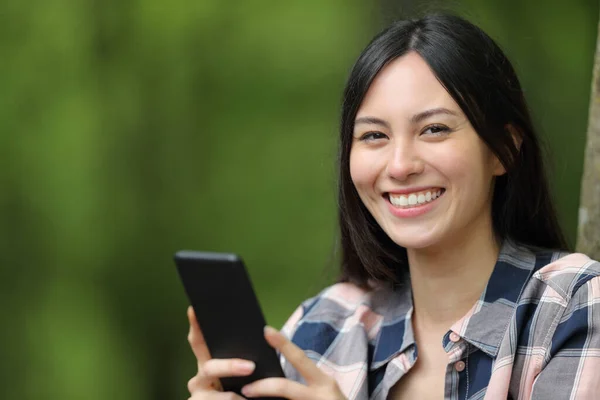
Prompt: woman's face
<box><xmin>350</xmin><ymin>52</ymin><xmax>505</xmax><ymax>250</ymax></box>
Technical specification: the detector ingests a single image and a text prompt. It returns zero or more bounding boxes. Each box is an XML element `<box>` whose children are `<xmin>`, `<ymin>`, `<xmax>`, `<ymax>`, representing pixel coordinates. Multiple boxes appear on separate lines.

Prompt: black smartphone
<box><xmin>174</xmin><ymin>251</ymin><xmax>286</xmax><ymax>399</ymax></box>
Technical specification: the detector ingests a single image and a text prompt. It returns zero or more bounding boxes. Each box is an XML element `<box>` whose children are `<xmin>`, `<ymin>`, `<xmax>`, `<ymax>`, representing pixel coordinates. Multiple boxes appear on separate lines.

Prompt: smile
<box><xmin>386</xmin><ymin>188</ymin><xmax>446</xmax><ymax>209</ymax></box>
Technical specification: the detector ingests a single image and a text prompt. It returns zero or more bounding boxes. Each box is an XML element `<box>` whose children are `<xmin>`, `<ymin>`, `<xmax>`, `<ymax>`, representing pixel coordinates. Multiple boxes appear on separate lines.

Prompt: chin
<box><xmin>387</xmin><ymin>231</ymin><xmax>442</xmax><ymax>251</ymax></box>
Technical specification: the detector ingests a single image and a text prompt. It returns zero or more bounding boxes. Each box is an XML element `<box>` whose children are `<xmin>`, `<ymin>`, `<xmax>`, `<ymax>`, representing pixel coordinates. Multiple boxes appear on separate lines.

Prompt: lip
<box><xmin>384</xmin><ymin>189</ymin><xmax>445</xmax><ymax>218</ymax></box>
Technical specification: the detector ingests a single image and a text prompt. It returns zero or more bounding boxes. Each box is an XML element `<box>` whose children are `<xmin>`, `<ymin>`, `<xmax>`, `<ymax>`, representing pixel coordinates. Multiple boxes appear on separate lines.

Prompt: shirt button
<box><xmin>449</xmin><ymin>332</ymin><xmax>461</xmax><ymax>342</ymax></box>
<box><xmin>455</xmin><ymin>361</ymin><xmax>466</xmax><ymax>372</ymax></box>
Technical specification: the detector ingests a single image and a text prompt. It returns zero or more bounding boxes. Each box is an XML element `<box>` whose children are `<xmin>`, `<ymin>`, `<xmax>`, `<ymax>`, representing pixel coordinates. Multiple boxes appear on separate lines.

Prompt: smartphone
<box><xmin>174</xmin><ymin>251</ymin><xmax>285</xmax><ymax>399</ymax></box>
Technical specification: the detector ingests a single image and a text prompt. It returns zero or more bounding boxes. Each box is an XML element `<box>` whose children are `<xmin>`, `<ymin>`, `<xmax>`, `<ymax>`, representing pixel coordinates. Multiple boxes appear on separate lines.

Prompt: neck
<box><xmin>406</xmin><ymin>218</ymin><xmax>500</xmax><ymax>331</ymax></box>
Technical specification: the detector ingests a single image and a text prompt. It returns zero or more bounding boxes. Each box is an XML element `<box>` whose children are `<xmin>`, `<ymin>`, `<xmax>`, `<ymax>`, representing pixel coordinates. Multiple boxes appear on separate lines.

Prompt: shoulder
<box><xmin>281</xmin><ymin>282</ymin><xmax>403</xmax><ymax>354</ymax></box>
<box><xmin>520</xmin><ymin>253</ymin><xmax>600</xmax><ymax>397</ymax></box>
<box><xmin>530</xmin><ymin>251</ymin><xmax>600</xmax><ymax>304</ymax></box>
<box><xmin>513</xmin><ymin>248</ymin><xmax>600</xmax><ymax>359</ymax></box>
<box><xmin>282</xmin><ymin>282</ymin><xmax>385</xmax><ymax>340</ymax></box>
<box><xmin>280</xmin><ymin>282</ymin><xmax>400</xmax><ymax>398</ymax></box>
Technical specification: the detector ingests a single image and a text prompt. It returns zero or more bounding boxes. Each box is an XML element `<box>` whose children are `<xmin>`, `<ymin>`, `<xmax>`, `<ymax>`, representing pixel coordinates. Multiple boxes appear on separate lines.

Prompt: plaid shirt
<box><xmin>280</xmin><ymin>240</ymin><xmax>600</xmax><ymax>399</ymax></box>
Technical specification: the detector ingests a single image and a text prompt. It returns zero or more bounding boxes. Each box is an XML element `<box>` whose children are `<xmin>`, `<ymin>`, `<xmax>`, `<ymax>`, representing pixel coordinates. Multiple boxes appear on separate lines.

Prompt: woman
<box><xmin>186</xmin><ymin>14</ymin><xmax>600</xmax><ymax>400</ymax></box>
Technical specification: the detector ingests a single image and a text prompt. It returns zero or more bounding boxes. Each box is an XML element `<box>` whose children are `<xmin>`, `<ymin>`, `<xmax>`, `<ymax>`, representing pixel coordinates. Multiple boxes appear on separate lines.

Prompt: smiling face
<box><xmin>349</xmin><ymin>52</ymin><xmax>505</xmax><ymax>251</ymax></box>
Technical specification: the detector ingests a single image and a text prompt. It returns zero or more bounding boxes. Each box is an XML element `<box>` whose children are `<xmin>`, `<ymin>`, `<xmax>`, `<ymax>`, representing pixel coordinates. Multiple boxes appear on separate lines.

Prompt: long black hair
<box><xmin>337</xmin><ymin>14</ymin><xmax>569</xmax><ymax>288</ymax></box>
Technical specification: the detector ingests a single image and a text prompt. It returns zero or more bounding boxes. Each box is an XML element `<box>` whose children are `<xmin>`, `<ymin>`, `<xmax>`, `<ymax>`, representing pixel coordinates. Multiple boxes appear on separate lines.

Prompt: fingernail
<box><xmin>235</xmin><ymin>360</ymin><xmax>255</xmax><ymax>373</ymax></box>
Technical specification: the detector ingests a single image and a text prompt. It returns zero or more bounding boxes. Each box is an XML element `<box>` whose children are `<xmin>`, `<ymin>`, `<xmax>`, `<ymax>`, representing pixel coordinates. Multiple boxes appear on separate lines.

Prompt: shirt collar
<box><xmin>369</xmin><ymin>239</ymin><xmax>545</xmax><ymax>369</ymax></box>
<box><xmin>448</xmin><ymin>240</ymin><xmax>547</xmax><ymax>357</ymax></box>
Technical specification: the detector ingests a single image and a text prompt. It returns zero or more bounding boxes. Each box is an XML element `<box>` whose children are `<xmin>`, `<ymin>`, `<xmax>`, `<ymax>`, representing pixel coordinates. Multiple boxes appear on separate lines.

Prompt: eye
<box><xmin>421</xmin><ymin>124</ymin><xmax>451</xmax><ymax>136</ymax></box>
<box><xmin>359</xmin><ymin>131</ymin><xmax>388</xmax><ymax>142</ymax></box>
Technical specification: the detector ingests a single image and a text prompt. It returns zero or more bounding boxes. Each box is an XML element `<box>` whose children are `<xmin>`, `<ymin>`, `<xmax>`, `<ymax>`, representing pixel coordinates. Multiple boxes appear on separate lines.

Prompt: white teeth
<box><xmin>389</xmin><ymin>189</ymin><xmax>444</xmax><ymax>208</ymax></box>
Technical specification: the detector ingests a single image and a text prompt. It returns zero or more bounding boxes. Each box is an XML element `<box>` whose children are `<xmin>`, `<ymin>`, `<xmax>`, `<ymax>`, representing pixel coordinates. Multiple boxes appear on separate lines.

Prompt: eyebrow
<box><xmin>411</xmin><ymin>107</ymin><xmax>459</xmax><ymax>123</ymax></box>
<box><xmin>353</xmin><ymin>116</ymin><xmax>391</xmax><ymax>129</ymax></box>
<box><xmin>354</xmin><ymin>107</ymin><xmax>459</xmax><ymax>128</ymax></box>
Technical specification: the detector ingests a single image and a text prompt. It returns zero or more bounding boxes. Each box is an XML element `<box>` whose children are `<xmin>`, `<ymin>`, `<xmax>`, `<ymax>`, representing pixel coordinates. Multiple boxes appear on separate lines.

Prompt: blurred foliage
<box><xmin>0</xmin><ymin>1</ymin><xmax>597</xmax><ymax>399</ymax></box>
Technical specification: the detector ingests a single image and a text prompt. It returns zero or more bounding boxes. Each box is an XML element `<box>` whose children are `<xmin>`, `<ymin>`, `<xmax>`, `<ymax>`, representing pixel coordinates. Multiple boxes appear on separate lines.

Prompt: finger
<box><xmin>188</xmin><ymin>375</ymin><xmax>201</xmax><ymax>393</ymax></box>
<box><xmin>188</xmin><ymin>391</ymin><xmax>246</xmax><ymax>400</ymax></box>
<box><xmin>187</xmin><ymin>306</ymin><xmax>222</xmax><ymax>391</ymax></box>
<box><xmin>263</xmin><ymin>326</ymin><xmax>329</xmax><ymax>386</ymax></box>
<box><xmin>203</xmin><ymin>358</ymin><xmax>256</xmax><ymax>378</ymax></box>
<box><xmin>187</xmin><ymin>306</ymin><xmax>211</xmax><ymax>364</ymax></box>
<box><xmin>187</xmin><ymin>373</ymin><xmax>225</xmax><ymax>392</ymax></box>
<box><xmin>241</xmin><ymin>377</ymin><xmax>313</xmax><ymax>400</ymax></box>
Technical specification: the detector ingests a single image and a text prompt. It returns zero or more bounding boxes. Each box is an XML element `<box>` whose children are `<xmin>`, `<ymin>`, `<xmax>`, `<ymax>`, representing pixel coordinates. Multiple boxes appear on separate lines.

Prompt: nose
<box><xmin>386</xmin><ymin>140</ymin><xmax>424</xmax><ymax>181</ymax></box>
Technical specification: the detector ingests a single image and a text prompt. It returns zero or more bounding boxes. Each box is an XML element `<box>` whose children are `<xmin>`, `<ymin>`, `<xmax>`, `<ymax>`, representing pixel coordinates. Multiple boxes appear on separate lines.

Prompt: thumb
<box><xmin>187</xmin><ymin>306</ymin><xmax>211</xmax><ymax>364</ymax></box>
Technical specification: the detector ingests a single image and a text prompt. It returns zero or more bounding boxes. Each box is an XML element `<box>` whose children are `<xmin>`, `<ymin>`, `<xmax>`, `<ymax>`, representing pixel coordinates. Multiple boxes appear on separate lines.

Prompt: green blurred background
<box><xmin>1</xmin><ymin>0</ymin><xmax>597</xmax><ymax>399</ymax></box>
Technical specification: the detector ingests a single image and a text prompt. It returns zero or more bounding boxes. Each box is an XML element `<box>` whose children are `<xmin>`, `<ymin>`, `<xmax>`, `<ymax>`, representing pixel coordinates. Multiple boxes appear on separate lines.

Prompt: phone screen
<box><xmin>175</xmin><ymin>251</ymin><xmax>285</xmax><ymax>399</ymax></box>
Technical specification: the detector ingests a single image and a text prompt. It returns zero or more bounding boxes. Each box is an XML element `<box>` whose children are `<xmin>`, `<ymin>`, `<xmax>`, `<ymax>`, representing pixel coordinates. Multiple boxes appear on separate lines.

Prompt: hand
<box><xmin>186</xmin><ymin>306</ymin><xmax>253</xmax><ymax>399</ymax></box>
<box><xmin>240</xmin><ymin>326</ymin><xmax>347</xmax><ymax>400</ymax></box>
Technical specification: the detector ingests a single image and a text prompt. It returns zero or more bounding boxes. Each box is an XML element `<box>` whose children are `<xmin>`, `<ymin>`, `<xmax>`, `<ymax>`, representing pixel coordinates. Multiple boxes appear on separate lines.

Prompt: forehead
<box><xmin>357</xmin><ymin>52</ymin><xmax>459</xmax><ymax>118</ymax></box>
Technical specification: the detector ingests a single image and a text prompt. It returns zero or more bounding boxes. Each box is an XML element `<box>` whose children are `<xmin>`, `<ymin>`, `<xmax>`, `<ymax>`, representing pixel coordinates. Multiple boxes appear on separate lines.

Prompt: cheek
<box><xmin>433</xmin><ymin>137</ymin><xmax>491</xmax><ymax>176</ymax></box>
<box><xmin>426</xmin><ymin>145</ymin><xmax>469</xmax><ymax>181</ymax></box>
<box><xmin>438</xmin><ymin>145</ymin><xmax>495</xmax><ymax>197</ymax></box>
<box><xmin>349</xmin><ymin>149</ymin><xmax>373</xmax><ymax>191</ymax></box>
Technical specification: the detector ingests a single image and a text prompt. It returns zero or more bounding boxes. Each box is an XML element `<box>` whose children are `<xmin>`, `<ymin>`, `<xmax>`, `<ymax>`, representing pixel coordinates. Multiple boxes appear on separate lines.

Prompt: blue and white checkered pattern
<box><xmin>280</xmin><ymin>240</ymin><xmax>600</xmax><ymax>399</ymax></box>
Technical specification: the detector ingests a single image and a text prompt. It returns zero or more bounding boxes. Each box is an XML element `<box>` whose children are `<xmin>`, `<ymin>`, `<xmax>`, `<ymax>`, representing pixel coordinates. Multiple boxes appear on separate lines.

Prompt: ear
<box><xmin>492</xmin><ymin>155</ymin><xmax>507</xmax><ymax>177</ymax></box>
<box><xmin>506</xmin><ymin>124</ymin><xmax>523</xmax><ymax>151</ymax></box>
<box><xmin>493</xmin><ymin>124</ymin><xmax>523</xmax><ymax>176</ymax></box>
